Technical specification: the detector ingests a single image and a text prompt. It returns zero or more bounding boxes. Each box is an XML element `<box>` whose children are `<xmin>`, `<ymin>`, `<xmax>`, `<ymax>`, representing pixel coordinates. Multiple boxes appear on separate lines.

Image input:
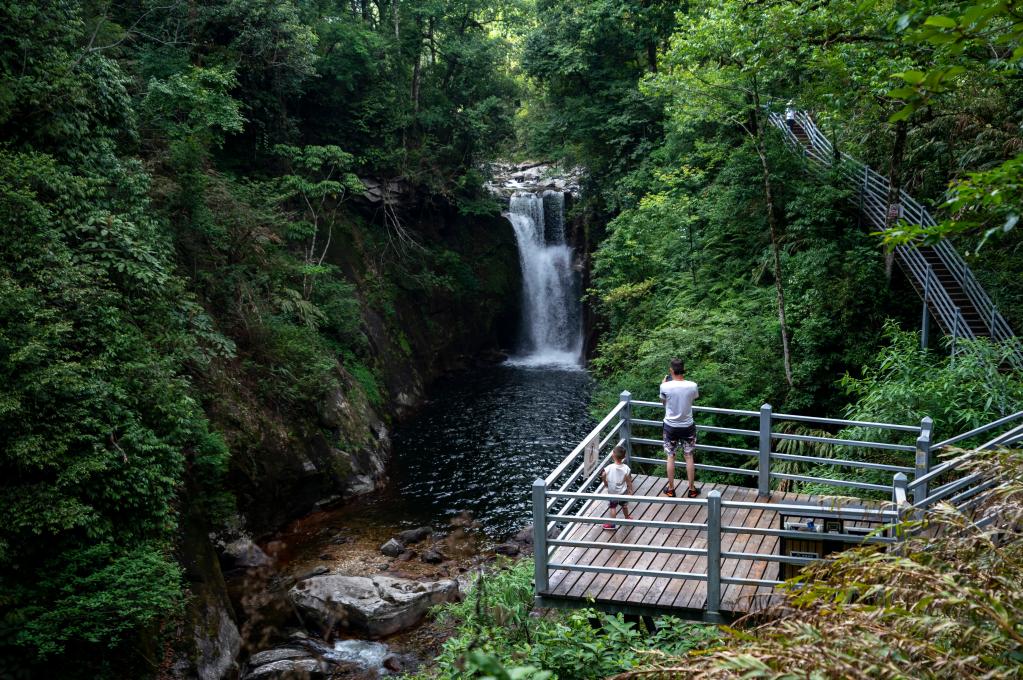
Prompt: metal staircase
<box><xmin>767</xmin><ymin>110</ymin><xmax>1021</xmax><ymax>364</ymax></box>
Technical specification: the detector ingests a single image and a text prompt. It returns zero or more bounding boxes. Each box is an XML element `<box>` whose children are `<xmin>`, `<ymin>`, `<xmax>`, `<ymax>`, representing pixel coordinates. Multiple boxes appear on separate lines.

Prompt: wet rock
<box><xmin>396</xmin><ymin>526</ymin><xmax>432</xmax><ymax>545</ymax></box>
<box><xmin>421</xmin><ymin>548</ymin><xmax>446</xmax><ymax>564</ymax></box>
<box><xmin>289</xmin><ymin>574</ymin><xmax>460</xmax><ymax>638</ymax></box>
<box><xmin>246</xmin><ymin>648</ymin><xmax>308</xmax><ymax>667</ymax></box>
<box><xmin>383</xmin><ymin>655</ymin><xmax>403</xmax><ymax>672</ymax></box>
<box><xmin>513</xmin><ymin>526</ymin><xmax>534</xmax><ymax>545</ymax></box>
<box><xmin>495</xmin><ymin>543</ymin><xmax>520</xmax><ymax>557</ymax></box>
<box><xmin>380</xmin><ymin>538</ymin><xmax>405</xmax><ymax>557</ymax></box>
<box><xmin>396</xmin><ymin>550</ymin><xmax>417</xmax><ymax>562</ymax></box>
<box><xmin>223</xmin><ymin>537</ymin><xmax>272</xmax><ymax>569</ymax></box>
<box><xmin>295</xmin><ymin>565</ymin><xmax>329</xmax><ymax>581</ymax></box>
<box><xmin>243</xmin><ymin>657</ymin><xmax>331</xmax><ymax>680</ymax></box>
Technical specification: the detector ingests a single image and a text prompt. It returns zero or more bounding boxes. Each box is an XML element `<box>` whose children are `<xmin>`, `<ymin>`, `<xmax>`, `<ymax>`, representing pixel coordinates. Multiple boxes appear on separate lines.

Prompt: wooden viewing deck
<box><xmin>531</xmin><ymin>394</ymin><xmax>1023</xmax><ymax>622</ymax></box>
<box><xmin>546</xmin><ymin>479</ymin><xmax>811</xmax><ymax>619</ymax></box>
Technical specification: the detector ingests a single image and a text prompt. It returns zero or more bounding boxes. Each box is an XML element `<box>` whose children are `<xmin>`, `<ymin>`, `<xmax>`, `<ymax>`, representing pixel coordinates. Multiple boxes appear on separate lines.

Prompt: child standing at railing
<box><xmin>600</xmin><ymin>445</ymin><xmax>634</xmax><ymax>529</ymax></box>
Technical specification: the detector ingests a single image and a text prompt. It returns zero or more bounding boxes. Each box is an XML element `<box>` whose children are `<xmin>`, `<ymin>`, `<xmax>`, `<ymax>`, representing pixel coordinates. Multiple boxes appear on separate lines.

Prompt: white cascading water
<box><xmin>505</xmin><ymin>191</ymin><xmax>583</xmax><ymax>367</ymax></box>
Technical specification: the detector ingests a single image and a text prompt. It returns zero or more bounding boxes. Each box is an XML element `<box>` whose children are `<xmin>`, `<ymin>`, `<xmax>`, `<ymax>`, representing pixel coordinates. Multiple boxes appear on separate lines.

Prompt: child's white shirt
<box><xmin>604</xmin><ymin>463</ymin><xmax>630</xmax><ymax>495</ymax></box>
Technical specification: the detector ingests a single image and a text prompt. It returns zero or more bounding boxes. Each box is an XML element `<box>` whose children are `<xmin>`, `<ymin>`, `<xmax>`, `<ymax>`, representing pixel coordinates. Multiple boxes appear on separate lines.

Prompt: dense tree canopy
<box><xmin>2</xmin><ymin>0</ymin><xmax>1022</xmax><ymax>677</ymax></box>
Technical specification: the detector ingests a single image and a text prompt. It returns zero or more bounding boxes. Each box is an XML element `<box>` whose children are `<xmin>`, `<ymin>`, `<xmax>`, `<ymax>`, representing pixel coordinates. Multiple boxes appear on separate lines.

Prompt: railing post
<box><xmin>892</xmin><ymin>472</ymin><xmax>909</xmax><ymax>546</ymax></box>
<box><xmin>913</xmin><ymin>418</ymin><xmax>932</xmax><ymax>505</ymax></box>
<box><xmin>706</xmin><ymin>491</ymin><xmax>722</xmax><ymax>618</ymax></box>
<box><xmin>619</xmin><ymin>390</ymin><xmax>633</xmax><ymax>466</ymax></box>
<box><xmin>532</xmin><ymin>479</ymin><xmax>548</xmax><ymax>594</ymax></box>
<box><xmin>951</xmin><ymin>308</ymin><xmax>961</xmax><ymax>362</ymax></box>
<box><xmin>921</xmin><ymin>266</ymin><xmax>931</xmax><ymax>350</ymax></box>
<box><xmin>758</xmin><ymin>403</ymin><xmax>772</xmax><ymax>498</ymax></box>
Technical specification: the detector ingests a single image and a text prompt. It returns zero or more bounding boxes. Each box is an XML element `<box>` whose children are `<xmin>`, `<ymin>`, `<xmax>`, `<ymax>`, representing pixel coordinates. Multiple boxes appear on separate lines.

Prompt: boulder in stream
<box><xmin>289</xmin><ymin>574</ymin><xmax>460</xmax><ymax>637</ymax></box>
<box><xmin>380</xmin><ymin>538</ymin><xmax>405</xmax><ymax>557</ymax></box>
<box><xmin>396</xmin><ymin>526</ymin><xmax>432</xmax><ymax>545</ymax></box>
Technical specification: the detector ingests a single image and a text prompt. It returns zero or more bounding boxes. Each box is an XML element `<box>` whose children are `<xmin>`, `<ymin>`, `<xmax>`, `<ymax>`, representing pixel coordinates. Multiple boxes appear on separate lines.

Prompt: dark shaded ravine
<box><xmin>300</xmin><ymin>364</ymin><xmax>594</xmax><ymax>546</ymax></box>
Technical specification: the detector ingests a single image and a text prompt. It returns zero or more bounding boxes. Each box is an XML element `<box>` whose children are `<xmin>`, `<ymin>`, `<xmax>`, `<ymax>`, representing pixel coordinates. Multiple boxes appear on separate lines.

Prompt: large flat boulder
<box><xmin>289</xmin><ymin>575</ymin><xmax>459</xmax><ymax>638</ymax></box>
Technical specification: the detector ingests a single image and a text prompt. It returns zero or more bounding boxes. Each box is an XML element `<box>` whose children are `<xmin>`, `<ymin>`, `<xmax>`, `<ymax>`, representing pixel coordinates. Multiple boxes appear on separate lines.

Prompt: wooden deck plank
<box><xmin>549</xmin><ymin>476</ymin><xmax>659</xmax><ymax>598</ymax></box>
<box><xmin>551</xmin><ymin>476</ymin><xmax>659</xmax><ymax>598</ymax></box>
<box><xmin>546</xmin><ymin>482</ymin><xmax>622</xmax><ymax>596</ymax></box>
<box><xmin>613</xmin><ymin>482</ymin><xmax>711</xmax><ymax>607</ymax></box>
<box><xmin>717</xmin><ymin>502</ymin><xmax>767</xmax><ymax>610</ymax></box>
<box><xmin>634</xmin><ymin>483</ymin><xmax>729</xmax><ymax>607</ymax></box>
<box><xmin>651</xmin><ymin>488</ymin><xmax>727</xmax><ymax>609</ymax></box>
<box><xmin>540</xmin><ymin>476</ymin><xmax>883</xmax><ymax>618</ymax></box>
<box><xmin>662</xmin><ymin>485</ymin><xmax>748</xmax><ymax>610</ymax></box>
<box><xmin>687</xmin><ymin>485</ymin><xmax>762</xmax><ymax>610</ymax></box>
<box><xmin>567</xmin><ymin>476</ymin><xmax>670</xmax><ymax>600</ymax></box>
<box><xmin>594</xmin><ymin>479</ymin><xmax>685</xmax><ymax>602</ymax></box>
<box><xmin>734</xmin><ymin>503</ymin><xmax>783</xmax><ymax>609</ymax></box>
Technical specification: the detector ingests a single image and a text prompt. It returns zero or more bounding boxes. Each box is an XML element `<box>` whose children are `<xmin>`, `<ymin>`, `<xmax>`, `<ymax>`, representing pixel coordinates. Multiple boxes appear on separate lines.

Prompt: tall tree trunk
<box><xmin>411</xmin><ymin>53</ymin><xmax>421</xmax><ymax>114</ymax></box>
<box><xmin>884</xmin><ymin>119</ymin><xmax>907</xmax><ymax>280</ymax></box>
<box><xmin>749</xmin><ymin>95</ymin><xmax>793</xmax><ymax>387</ymax></box>
<box><xmin>647</xmin><ymin>41</ymin><xmax>657</xmax><ymax>73</ymax></box>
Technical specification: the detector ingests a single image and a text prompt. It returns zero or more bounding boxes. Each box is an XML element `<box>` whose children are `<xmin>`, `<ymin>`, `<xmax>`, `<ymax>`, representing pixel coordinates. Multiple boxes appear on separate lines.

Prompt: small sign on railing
<box><xmin>584</xmin><ymin>437</ymin><xmax>599</xmax><ymax>477</ymax></box>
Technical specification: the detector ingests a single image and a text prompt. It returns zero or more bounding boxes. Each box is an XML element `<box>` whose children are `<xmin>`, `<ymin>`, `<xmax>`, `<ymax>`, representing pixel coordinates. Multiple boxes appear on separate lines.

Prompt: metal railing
<box><xmin>532</xmin><ymin>394</ymin><xmax>918</xmax><ymax>617</ymax></box>
<box><xmin>903</xmin><ymin>410</ymin><xmax>1023</xmax><ymax>517</ymax></box>
<box><xmin>766</xmin><ymin>110</ymin><xmax>1021</xmax><ymax>367</ymax></box>
<box><xmin>532</xmin><ymin>396</ymin><xmax>1023</xmax><ymax>616</ymax></box>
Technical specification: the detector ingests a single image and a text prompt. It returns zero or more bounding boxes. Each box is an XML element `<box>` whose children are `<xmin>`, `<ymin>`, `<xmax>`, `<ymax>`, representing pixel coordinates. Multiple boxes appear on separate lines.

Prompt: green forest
<box><xmin>1</xmin><ymin>0</ymin><xmax>1021</xmax><ymax>678</ymax></box>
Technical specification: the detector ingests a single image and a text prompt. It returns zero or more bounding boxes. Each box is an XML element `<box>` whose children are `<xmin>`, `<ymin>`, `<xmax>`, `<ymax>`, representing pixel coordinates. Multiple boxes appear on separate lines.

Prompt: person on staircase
<box><xmin>785</xmin><ymin>101</ymin><xmax>796</xmax><ymax>130</ymax></box>
<box><xmin>660</xmin><ymin>359</ymin><xmax>700</xmax><ymax>498</ymax></box>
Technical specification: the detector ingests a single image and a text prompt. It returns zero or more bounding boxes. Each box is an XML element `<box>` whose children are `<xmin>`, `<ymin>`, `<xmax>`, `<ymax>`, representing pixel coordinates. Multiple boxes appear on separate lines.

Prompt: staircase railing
<box><xmin>766</xmin><ymin>110</ymin><xmax>1019</xmax><ymax>363</ymax></box>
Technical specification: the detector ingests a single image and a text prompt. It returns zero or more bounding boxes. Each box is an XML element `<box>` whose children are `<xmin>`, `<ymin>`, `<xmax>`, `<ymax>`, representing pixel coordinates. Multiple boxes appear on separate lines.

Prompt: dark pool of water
<box><xmin>357</xmin><ymin>364</ymin><xmax>595</xmax><ymax>539</ymax></box>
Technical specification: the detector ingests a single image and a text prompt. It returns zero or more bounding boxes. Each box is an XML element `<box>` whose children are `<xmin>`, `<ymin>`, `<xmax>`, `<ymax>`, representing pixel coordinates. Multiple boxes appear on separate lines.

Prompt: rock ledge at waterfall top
<box><xmin>484</xmin><ymin>160</ymin><xmax>584</xmax><ymax>197</ymax></box>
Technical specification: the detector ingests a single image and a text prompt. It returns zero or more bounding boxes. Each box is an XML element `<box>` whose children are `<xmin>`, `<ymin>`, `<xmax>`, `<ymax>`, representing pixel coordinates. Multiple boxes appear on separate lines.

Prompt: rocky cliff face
<box><xmin>170</xmin><ymin>191</ymin><xmax>519</xmax><ymax>680</ymax></box>
<box><xmin>214</xmin><ymin>194</ymin><xmax>519</xmax><ymax>536</ymax></box>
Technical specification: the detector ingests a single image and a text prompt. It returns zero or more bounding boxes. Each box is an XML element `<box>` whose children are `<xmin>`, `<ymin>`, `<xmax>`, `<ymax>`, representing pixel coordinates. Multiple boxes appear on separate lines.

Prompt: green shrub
<box><xmin>419</xmin><ymin>561</ymin><xmax>717</xmax><ymax>679</ymax></box>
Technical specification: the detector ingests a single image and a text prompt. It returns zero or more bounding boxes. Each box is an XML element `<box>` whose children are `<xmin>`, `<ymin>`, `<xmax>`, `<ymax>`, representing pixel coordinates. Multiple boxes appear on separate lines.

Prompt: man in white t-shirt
<box><xmin>659</xmin><ymin>358</ymin><xmax>699</xmax><ymax>497</ymax></box>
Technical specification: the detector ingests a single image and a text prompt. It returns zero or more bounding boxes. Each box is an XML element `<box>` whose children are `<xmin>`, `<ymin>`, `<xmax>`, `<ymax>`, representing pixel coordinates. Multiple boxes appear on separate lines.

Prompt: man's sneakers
<box><xmin>602</xmin><ymin>523</ymin><xmax>615</xmax><ymax>530</ymax></box>
<box><xmin>662</xmin><ymin>486</ymin><xmax>677</xmax><ymax>497</ymax></box>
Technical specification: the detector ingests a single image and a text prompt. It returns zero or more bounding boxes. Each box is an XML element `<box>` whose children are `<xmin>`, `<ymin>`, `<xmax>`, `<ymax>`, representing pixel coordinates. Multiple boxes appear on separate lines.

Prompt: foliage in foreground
<box><xmin>416</xmin><ymin>560</ymin><xmax>716</xmax><ymax>679</ymax></box>
<box><xmin>612</xmin><ymin>448</ymin><xmax>1023</xmax><ymax>679</ymax></box>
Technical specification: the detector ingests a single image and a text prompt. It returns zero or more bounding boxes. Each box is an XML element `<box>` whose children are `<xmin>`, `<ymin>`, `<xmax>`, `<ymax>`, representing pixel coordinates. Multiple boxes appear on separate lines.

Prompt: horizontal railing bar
<box><xmin>769</xmin><ymin>472</ymin><xmax>891</xmax><ymax>492</ymax></box>
<box><xmin>546</xmin><ymin>490</ymin><xmax>705</xmax><ymax>506</ymax></box>
<box><xmin>630</xmin><ymin>401</ymin><xmax>759</xmax><ymax>416</ymax></box>
<box><xmin>720</xmin><ymin>576</ymin><xmax>784</xmax><ymax>587</ymax></box>
<box><xmin>721</xmin><ymin>551</ymin><xmax>827</xmax><ymax>566</ymax></box>
<box><xmin>918</xmin><ymin>473</ymin><xmax>983</xmax><ymax>507</ymax></box>
<box><xmin>547</xmin><ymin>451</ymin><xmax>615</xmax><ymax>536</ymax></box>
<box><xmin>597</xmin><ymin>420</ymin><xmax>625</xmax><ymax>451</ymax></box>
<box><xmin>769</xmin><ymin>412</ymin><xmax>920</xmax><ymax>432</ymax></box>
<box><xmin>630</xmin><ymin>437</ymin><xmax>759</xmax><ymax>457</ymax></box>
<box><xmin>934</xmin><ymin>411</ymin><xmax>1023</xmax><ymax>448</ymax></box>
<box><xmin>769</xmin><ymin>431</ymin><xmax>916</xmax><ymax>452</ymax></box>
<box><xmin>548</xmin><ymin>539</ymin><xmax>707</xmax><ymax>557</ymax></box>
<box><xmin>721</xmin><ymin>524</ymin><xmax>895</xmax><ymax>544</ymax></box>
<box><xmin>547</xmin><ymin>513</ymin><xmax>708</xmax><ymax>531</ymax></box>
<box><xmin>546</xmin><ymin>562</ymin><xmax>708</xmax><ymax>581</ymax></box>
<box><xmin>768</xmin><ymin>451</ymin><xmax>914</xmax><ymax>474</ymax></box>
<box><xmin>950</xmin><ymin>478</ymin><xmax>999</xmax><ymax>508</ymax></box>
<box><xmin>981</xmin><ymin>421</ymin><xmax>1023</xmax><ymax>449</ymax></box>
<box><xmin>545</xmin><ymin>401</ymin><xmax>627</xmax><ymax>485</ymax></box>
<box><xmin>908</xmin><ymin>452</ymin><xmax>970</xmax><ymax>489</ymax></box>
<box><xmin>720</xmin><ymin>499</ymin><xmax>896</xmax><ymax>519</ymax></box>
<box><xmin>629</xmin><ymin>419</ymin><xmax>760</xmax><ymax>438</ymax></box>
<box><xmin>629</xmin><ymin>456</ymin><xmax>759</xmax><ymax>477</ymax></box>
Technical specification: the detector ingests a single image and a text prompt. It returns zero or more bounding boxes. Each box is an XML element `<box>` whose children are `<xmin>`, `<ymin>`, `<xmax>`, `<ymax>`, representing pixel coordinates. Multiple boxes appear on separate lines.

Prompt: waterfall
<box><xmin>505</xmin><ymin>191</ymin><xmax>583</xmax><ymax>367</ymax></box>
